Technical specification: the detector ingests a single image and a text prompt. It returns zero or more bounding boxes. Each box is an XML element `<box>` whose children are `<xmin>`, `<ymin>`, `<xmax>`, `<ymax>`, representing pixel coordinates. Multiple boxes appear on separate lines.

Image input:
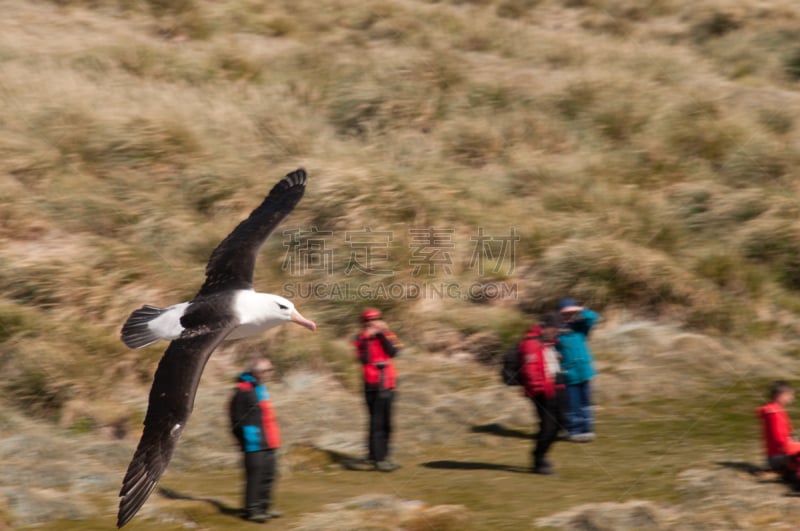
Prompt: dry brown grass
<box><xmin>1</xmin><ymin>0</ymin><xmax>800</xmax><ymax>431</ymax></box>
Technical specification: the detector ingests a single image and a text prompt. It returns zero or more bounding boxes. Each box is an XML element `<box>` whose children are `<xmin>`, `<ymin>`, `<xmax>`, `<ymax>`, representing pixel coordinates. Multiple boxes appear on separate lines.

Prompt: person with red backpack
<box><xmin>518</xmin><ymin>313</ymin><xmax>567</xmax><ymax>475</ymax></box>
<box><xmin>229</xmin><ymin>357</ymin><xmax>283</xmax><ymax>523</ymax></box>
<box><xmin>353</xmin><ymin>308</ymin><xmax>403</xmax><ymax>472</ymax></box>
<box><xmin>757</xmin><ymin>380</ymin><xmax>800</xmax><ymax>487</ymax></box>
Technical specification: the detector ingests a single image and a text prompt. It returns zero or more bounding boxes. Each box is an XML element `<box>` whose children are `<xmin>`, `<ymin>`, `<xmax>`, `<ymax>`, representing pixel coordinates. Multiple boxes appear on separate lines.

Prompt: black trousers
<box><xmin>531</xmin><ymin>393</ymin><xmax>565</xmax><ymax>465</ymax></box>
<box><xmin>365</xmin><ymin>388</ymin><xmax>394</xmax><ymax>462</ymax></box>
<box><xmin>244</xmin><ymin>449</ymin><xmax>276</xmax><ymax>516</ymax></box>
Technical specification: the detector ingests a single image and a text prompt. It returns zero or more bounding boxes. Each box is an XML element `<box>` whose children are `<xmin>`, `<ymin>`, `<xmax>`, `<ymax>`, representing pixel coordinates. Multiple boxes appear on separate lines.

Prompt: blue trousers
<box><xmin>566</xmin><ymin>381</ymin><xmax>593</xmax><ymax>435</ymax></box>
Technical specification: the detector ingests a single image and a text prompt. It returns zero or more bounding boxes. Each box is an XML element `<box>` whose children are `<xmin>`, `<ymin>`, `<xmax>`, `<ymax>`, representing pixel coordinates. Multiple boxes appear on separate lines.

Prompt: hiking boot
<box><xmin>376</xmin><ymin>460</ymin><xmax>400</xmax><ymax>472</ymax></box>
<box><xmin>567</xmin><ymin>433</ymin><xmax>594</xmax><ymax>443</ymax></box>
<box><xmin>245</xmin><ymin>513</ymin><xmax>269</xmax><ymax>523</ymax></box>
<box><xmin>345</xmin><ymin>458</ymin><xmax>376</xmax><ymax>471</ymax></box>
<box><xmin>532</xmin><ymin>458</ymin><xmax>554</xmax><ymax>475</ymax></box>
<box><xmin>265</xmin><ymin>510</ymin><xmax>283</xmax><ymax>519</ymax></box>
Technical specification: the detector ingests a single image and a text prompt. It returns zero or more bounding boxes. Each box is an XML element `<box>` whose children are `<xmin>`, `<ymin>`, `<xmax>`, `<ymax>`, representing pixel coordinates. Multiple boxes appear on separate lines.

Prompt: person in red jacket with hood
<box><xmin>353</xmin><ymin>308</ymin><xmax>402</xmax><ymax>472</ymax></box>
<box><xmin>518</xmin><ymin>313</ymin><xmax>566</xmax><ymax>475</ymax></box>
<box><xmin>757</xmin><ymin>380</ymin><xmax>800</xmax><ymax>485</ymax></box>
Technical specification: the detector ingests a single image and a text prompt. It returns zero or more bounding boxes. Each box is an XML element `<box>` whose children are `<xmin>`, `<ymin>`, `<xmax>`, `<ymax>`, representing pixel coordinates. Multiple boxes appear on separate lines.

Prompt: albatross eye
<box><xmin>276</xmin><ymin>302</ymin><xmax>289</xmax><ymax>311</ymax></box>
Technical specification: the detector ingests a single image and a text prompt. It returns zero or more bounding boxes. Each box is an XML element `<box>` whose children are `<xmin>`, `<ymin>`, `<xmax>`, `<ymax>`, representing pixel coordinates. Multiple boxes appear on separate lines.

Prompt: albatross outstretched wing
<box><xmin>117</xmin><ymin>325</ymin><xmax>233</xmax><ymax>528</ymax></box>
<box><xmin>196</xmin><ymin>168</ymin><xmax>307</xmax><ymax>297</ymax></box>
<box><xmin>118</xmin><ymin>169</ymin><xmax>308</xmax><ymax>527</ymax></box>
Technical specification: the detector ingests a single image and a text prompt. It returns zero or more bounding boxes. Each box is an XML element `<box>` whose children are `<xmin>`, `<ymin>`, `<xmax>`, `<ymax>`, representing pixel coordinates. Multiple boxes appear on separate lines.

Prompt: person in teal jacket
<box><xmin>555</xmin><ymin>298</ymin><xmax>599</xmax><ymax>442</ymax></box>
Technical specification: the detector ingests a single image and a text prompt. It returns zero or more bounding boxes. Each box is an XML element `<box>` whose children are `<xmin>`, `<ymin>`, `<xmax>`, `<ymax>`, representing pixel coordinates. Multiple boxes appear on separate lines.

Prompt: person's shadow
<box><xmin>715</xmin><ymin>460</ymin><xmax>790</xmax><ymax>486</ymax></box>
<box><xmin>470</xmin><ymin>423</ymin><xmax>533</xmax><ymax>439</ymax></box>
<box><xmin>422</xmin><ymin>460</ymin><xmax>530</xmax><ymax>474</ymax></box>
<box><xmin>715</xmin><ymin>460</ymin><xmax>764</xmax><ymax>476</ymax></box>
<box><xmin>158</xmin><ymin>487</ymin><xmax>243</xmax><ymax>518</ymax></box>
<box><xmin>716</xmin><ymin>460</ymin><xmax>800</xmax><ymax>497</ymax></box>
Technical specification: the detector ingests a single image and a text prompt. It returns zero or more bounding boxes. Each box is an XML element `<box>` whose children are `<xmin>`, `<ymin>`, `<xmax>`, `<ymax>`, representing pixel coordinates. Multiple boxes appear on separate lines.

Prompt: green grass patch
<box><xmin>28</xmin><ymin>376</ymin><xmax>774</xmax><ymax>530</ymax></box>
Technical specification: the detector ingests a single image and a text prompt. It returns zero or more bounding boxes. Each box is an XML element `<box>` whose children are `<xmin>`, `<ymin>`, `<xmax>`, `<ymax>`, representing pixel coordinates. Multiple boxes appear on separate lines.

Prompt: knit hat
<box><xmin>361</xmin><ymin>307</ymin><xmax>382</xmax><ymax>322</ymax></box>
<box><xmin>558</xmin><ymin>298</ymin><xmax>582</xmax><ymax>313</ymax></box>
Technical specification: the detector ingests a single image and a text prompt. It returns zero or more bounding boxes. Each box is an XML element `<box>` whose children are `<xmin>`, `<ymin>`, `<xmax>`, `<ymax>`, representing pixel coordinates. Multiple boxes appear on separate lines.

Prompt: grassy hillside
<box><xmin>2</xmin><ymin>0</ymin><xmax>800</xmax><ymax>528</ymax></box>
<box><xmin>3</xmin><ymin>0</ymin><xmax>799</xmax><ymax>417</ymax></box>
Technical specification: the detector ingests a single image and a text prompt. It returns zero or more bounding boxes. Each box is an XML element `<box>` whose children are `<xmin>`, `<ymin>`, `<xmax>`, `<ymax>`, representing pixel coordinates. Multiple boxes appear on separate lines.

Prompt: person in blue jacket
<box><xmin>556</xmin><ymin>298</ymin><xmax>599</xmax><ymax>442</ymax></box>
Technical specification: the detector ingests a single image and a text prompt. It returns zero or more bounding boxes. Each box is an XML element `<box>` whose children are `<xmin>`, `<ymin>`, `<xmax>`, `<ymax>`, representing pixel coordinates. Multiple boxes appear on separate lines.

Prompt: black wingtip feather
<box><xmin>117</xmin><ymin>449</ymin><xmax>162</xmax><ymax>528</ymax></box>
<box><xmin>285</xmin><ymin>167</ymin><xmax>306</xmax><ymax>186</ymax></box>
<box><xmin>273</xmin><ymin>167</ymin><xmax>306</xmax><ymax>193</ymax></box>
<box><xmin>117</xmin><ymin>479</ymin><xmax>157</xmax><ymax>528</ymax></box>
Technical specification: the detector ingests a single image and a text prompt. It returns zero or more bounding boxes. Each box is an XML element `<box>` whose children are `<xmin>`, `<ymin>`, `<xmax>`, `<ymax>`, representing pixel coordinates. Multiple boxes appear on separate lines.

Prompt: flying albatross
<box><xmin>116</xmin><ymin>168</ymin><xmax>315</xmax><ymax>528</ymax></box>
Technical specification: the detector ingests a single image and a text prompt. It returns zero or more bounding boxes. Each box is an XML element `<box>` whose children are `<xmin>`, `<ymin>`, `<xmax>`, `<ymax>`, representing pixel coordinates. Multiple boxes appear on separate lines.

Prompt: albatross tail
<box><xmin>121</xmin><ymin>305</ymin><xmax>167</xmax><ymax>349</ymax></box>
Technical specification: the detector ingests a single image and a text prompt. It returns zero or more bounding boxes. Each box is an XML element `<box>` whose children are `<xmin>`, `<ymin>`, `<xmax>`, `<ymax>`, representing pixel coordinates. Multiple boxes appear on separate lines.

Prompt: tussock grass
<box><xmin>2</xmin><ymin>0</ymin><xmax>800</xmax><ymax>449</ymax></box>
<box><xmin>529</xmin><ymin>238</ymin><xmax>696</xmax><ymax>314</ymax></box>
<box><xmin>0</xmin><ymin>301</ymin><xmax>39</xmax><ymax>343</ymax></box>
<box><xmin>739</xmin><ymin>217</ymin><xmax>800</xmax><ymax>291</ymax></box>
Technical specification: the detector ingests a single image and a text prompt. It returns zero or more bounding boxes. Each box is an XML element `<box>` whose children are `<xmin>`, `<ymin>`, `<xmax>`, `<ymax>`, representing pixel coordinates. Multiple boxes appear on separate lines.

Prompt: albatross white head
<box><xmin>231</xmin><ymin>292</ymin><xmax>316</xmax><ymax>339</ymax></box>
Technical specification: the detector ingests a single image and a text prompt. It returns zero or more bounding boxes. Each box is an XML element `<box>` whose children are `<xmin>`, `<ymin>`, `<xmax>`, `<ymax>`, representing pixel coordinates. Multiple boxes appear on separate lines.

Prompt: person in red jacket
<box><xmin>518</xmin><ymin>313</ymin><xmax>566</xmax><ymax>475</ymax></box>
<box><xmin>229</xmin><ymin>357</ymin><xmax>282</xmax><ymax>523</ymax></box>
<box><xmin>757</xmin><ymin>380</ymin><xmax>800</xmax><ymax>485</ymax></box>
<box><xmin>353</xmin><ymin>308</ymin><xmax>402</xmax><ymax>472</ymax></box>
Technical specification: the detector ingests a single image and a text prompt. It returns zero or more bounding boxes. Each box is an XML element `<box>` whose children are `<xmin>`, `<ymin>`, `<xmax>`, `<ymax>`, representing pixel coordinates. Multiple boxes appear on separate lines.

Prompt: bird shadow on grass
<box><xmin>471</xmin><ymin>423</ymin><xmax>532</xmax><ymax>440</ymax></box>
<box><xmin>158</xmin><ymin>487</ymin><xmax>242</xmax><ymax>518</ymax></box>
<box><xmin>422</xmin><ymin>460</ymin><xmax>530</xmax><ymax>474</ymax></box>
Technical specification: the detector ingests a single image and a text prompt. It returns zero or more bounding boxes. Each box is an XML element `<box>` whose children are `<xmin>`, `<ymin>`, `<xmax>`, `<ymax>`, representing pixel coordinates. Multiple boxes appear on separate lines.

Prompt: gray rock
<box><xmin>0</xmin><ymin>487</ymin><xmax>93</xmax><ymax>526</ymax></box>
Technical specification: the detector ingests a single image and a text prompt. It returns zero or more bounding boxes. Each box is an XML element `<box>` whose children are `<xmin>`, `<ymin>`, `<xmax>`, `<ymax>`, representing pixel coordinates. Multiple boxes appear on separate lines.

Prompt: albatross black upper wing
<box><xmin>195</xmin><ymin>168</ymin><xmax>307</xmax><ymax>297</ymax></box>
<box><xmin>116</xmin><ymin>325</ymin><xmax>233</xmax><ymax>528</ymax></box>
